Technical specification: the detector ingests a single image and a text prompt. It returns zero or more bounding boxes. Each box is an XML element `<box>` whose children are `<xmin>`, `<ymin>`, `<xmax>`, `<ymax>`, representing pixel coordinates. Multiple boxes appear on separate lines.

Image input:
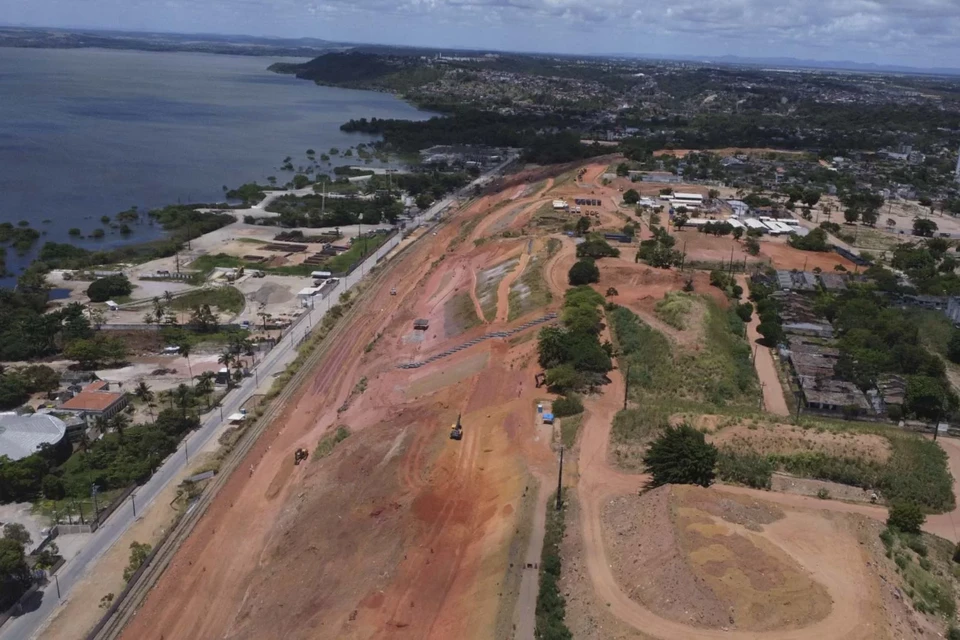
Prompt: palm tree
<box><xmin>174</xmin><ymin>383</ymin><xmax>192</xmax><ymax>418</ymax></box>
<box><xmin>134</xmin><ymin>381</ymin><xmax>153</xmax><ymax>403</ymax></box>
<box><xmin>110</xmin><ymin>414</ymin><xmax>130</xmax><ymax>443</ymax></box>
<box><xmin>179</xmin><ymin>342</ymin><xmax>194</xmax><ymax>384</ymax></box>
<box><xmin>195</xmin><ymin>371</ymin><xmax>215</xmax><ymax>408</ymax></box>
<box><xmin>76</xmin><ymin>428</ymin><xmax>91</xmax><ymax>453</ymax></box>
<box><xmin>218</xmin><ymin>350</ymin><xmax>234</xmax><ymax>388</ymax></box>
<box><xmin>92</xmin><ymin>416</ymin><xmax>110</xmax><ymax>438</ymax></box>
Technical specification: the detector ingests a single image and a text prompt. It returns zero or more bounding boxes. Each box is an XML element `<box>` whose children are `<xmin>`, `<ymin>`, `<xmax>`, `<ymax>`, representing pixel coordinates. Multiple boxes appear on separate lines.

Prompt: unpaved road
<box><xmin>738</xmin><ymin>275</ymin><xmax>790</xmax><ymax>416</ymax></box>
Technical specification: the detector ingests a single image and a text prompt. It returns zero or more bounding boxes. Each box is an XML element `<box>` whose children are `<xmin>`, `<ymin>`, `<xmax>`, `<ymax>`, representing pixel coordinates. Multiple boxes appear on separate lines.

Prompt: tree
<box><xmin>732</xmin><ymin>227</ymin><xmax>744</xmax><ymax>241</ymax></box>
<box><xmin>575</xmin><ymin>216</ymin><xmax>591</xmax><ymax>236</ymax></box>
<box><xmin>195</xmin><ymin>371</ymin><xmax>216</xmax><ymax>408</ymax></box>
<box><xmin>622</xmin><ymin>189</ymin><xmax>640</xmax><ymax>205</ymax></box>
<box><xmin>3</xmin><ymin>523</ymin><xmax>31</xmax><ymax>547</ymax></box>
<box><xmin>86</xmin><ymin>274</ymin><xmax>133</xmax><ymax>303</ymax></box>
<box><xmin>615</xmin><ymin>162</ymin><xmax>630</xmax><ymax>177</ymax></box>
<box><xmin>913</xmin><ymin>217</ymin><xmax>938</xmax><ymax>237</ymax></box>
<box><xmin>843</xmin><ymin>208</ymin><xmax>859</xmax><ymax>224</ymax></box>
<box><xmin>538</xmin><ymin>326</ymin><xmax>568</xmax><ymax>369</ymax></box>
<box><xmin>41</xmin><ymin>474</ymin><xmax>65</xmax><ymax>500</ymax></box>
<box><xmin>887</xmin><ymin>502</ymin><xmax>925</xmax><ymax>534</ymax></box>
<box><xmin>134</xmin><ymin>382</ymin><xmax>153</xmax><ymax>404</ymax></box>
<box><xmin>757</xmin><ymin>320</ymin><xmax>784</xmax><ymax>347</ymax></box>
<box><xmin>545</xmin><ymin>364</ymin><xmax>582</xmax><ymax>393</ymax></box>
<box><xmin>179</xmin><ymin>342</ymin><xmax>194</xmax><ymax>383</ymax></box>
<box><xmin>643</xmin><ymin>424</ymin><xmax>718</xmax><ymax>488</ymax></box>
<box><xmin>568</xmin><ymin>260</ymin><xmax>600</xmax><ymax>286</ymax></box>
<box><xmin>123</xmin><ymin>541</ymin><xmax>152</xmax><ymax>582</ymax></box>
<box><xmin>188</xmin><ymin>304</ymin><xmax>218</xmax><ymax>333</ymax></box>
<box><xmin>744</xmin><ymin>236</ymin><xmax>761</xmax><ymax>256</ymax></box>
<box><xmin>673</xmin><ymin>213</ymin><xmax>688</xmax><ymax>231</ymax></box>
<box><xmin>708</xmin><ymin>188</ymin><xmax>720</xmax><ymax>200</ymax></box>
<box><xmin>948</xmin><ymin>331</ymin><xmax>960</xmax><ymax>364</ymax></box>
<box><xmin>0</xmin><ymin>538</ymin><xmax>32</xmax><ymax>610</ymax></box>
<box><xmin>174</xmin><ymin>383</ymin><xmax>192</xmax><ymax>418</ymax></box>
<box><xmin>904</xmin><ymin>375</ymin><xmax>949</xmax><ymax>420</ymax></box>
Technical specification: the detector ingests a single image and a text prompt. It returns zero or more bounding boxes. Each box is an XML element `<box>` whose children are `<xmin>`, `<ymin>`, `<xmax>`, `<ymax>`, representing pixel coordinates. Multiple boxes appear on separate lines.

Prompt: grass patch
<box><xmin>447</xmin><ymin>291</ymin><xmax>482</xmax><ymax>333</ymax></box>
<box><xmin>654</xmin><ymin>291</ymin><xmax>693</xmax><ymax>330</ymax></box>
<box><xmin>188</xmin><ymin>253</ymin><xmax>316</xmax><ymax>277</ymax></box>
<box><xmin>508</xmin><ymin>255</ymin><xmax>552</xmax><ymax>321</ymax></box>
<box><xmin>559</xmin><ymin>414</ymin><xmax>583</xmax><ymax>448</ymax></box>
<box><xmin>883</xmin><ymin>526</ymin><xmax>956</xmax><ymax>619</ymax></box>
<box><xmin>535</xmin><ymin>490</ymin><xmax>572</xmax><ymax>640</ymax></box>
<box><xmin>169</xmin><ymin>286</ymin><xmax>245</xmax><ymax>314</ymax></box>
<box><xmin>325</xmin><ymin>233</ymin><xmax>390</xmax><ymax>272</ymax></box>
<box><xmin>447</xmin><ymin>216</ymin><xmax>481</xmax><ymax>252</ymax></box>
<box><xmin>715</xmin><ymin>420</ymin><xmax>955</xmax><ymax>512</ymax></box>
<box><xmin>610</xmin><ymin>300</ymin><xmax>755</xmax><ymax>407</ymax></box>
<box><xmin>314</xmin><ymin>425</ymin><xmax>351</xmax><ymax>459</ymax></box>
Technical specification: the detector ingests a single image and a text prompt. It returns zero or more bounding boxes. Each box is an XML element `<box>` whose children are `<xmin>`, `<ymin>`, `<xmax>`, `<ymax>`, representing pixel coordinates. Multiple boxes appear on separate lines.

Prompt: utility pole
<box><xmin>54</xmin><ymin>574</ymin><xmax>61</xmax><ymax>600</ymax></box>
<box><xmin>131</xmin><ymin>492</ymin><xmax>137</xmax><ymax>518</ymax></box>
<box><xmin>555</xmin><ymin>446</ymin><xmax>564</xmax><ymax>511</ymax></box>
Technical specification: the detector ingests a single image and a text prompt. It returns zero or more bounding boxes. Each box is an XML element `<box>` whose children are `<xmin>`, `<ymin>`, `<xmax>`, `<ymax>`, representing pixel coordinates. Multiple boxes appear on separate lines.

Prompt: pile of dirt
<box><xmin>249</xmin><ymin>282</ymin><xmax>292</xmax><ymax>305</ymax></box>
<box><xmin>603</xmin><ymin>485</ymin><xmax>833</xmax><ymax>632</ymax></box>
<box><xmin>708</xmin><ymin>423</ymin><xmax>892</xmax><ymax>463</ymax></box>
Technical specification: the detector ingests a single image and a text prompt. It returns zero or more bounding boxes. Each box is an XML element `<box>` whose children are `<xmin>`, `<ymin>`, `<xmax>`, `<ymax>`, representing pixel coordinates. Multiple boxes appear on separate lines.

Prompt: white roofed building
<box><xmin>0</xmin><ymin>413</ymin><xmax>67</xmax><ymax>461</ymax></box>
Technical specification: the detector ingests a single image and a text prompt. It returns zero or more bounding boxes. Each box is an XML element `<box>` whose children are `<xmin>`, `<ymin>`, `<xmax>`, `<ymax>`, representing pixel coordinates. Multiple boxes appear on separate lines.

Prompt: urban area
<box><xmin>4</xmin><ymin>36</ymin><xmax>960</xmax><ymax>640</ymax></box>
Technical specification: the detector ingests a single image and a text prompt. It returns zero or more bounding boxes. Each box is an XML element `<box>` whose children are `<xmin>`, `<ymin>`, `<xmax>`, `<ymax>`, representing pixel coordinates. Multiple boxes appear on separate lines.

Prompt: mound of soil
<box><xmin>603</xmin><ymin>485</ymin><xmax>833</xmax><ymax>632</ymax></box>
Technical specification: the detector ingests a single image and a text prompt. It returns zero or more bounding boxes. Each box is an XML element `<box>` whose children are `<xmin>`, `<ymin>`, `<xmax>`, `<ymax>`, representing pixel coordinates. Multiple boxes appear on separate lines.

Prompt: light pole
<box><xmin>358</xmin><ymin>213</ymin><xmax>364</xmax><ymax>277</ymax></box>
<box><xmin>555</xmin><ymin>446</ymin><xmax>564</xmax><ymax>511</ymax></box>
<box><xmin>131</xmin><ymin>492</ymin><xmax>137</xmax><ymax>518</ymax></box>
<box><xmin>54</xmin><ymin>574</ymin><xmax>61</xmax><ymax>600</ymax></box>
<box><xmin>184</xmin><ymin>438</ymin><xmax>189</xmax><ymax>462</ymax></box>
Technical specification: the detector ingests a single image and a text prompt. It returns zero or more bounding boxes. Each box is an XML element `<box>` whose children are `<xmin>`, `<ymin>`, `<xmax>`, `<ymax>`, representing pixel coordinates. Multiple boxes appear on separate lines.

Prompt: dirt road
<box><xmin>738</xmin><ymin>275</ymin><xmax>790</xmax><ymax>416</ymax></box>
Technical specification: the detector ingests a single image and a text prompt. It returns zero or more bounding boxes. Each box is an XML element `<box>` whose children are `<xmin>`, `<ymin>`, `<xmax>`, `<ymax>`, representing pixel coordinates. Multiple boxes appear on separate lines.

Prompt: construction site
<box><xmin>87</xmin><ymin>160</ymin><xmax>960</xmax><ymax>640</ymax></box>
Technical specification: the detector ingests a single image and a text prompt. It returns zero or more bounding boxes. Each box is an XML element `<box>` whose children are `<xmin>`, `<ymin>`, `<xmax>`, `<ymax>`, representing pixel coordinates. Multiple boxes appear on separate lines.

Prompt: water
<box><xmin>0</xmin><ymin>47</ymin><xmax>433</xmax><ymax>284</ymax></box>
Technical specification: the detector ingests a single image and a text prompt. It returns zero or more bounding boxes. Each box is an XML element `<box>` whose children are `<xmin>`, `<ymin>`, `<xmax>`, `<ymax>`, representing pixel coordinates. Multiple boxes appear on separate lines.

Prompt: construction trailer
<box><xmin>413</xmin><ymin>318</ymin><xmax>430</xmax><ymax>331</ymax></box>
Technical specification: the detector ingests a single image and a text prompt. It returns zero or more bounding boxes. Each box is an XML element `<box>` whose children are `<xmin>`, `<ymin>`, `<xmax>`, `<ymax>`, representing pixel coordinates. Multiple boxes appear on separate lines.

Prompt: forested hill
<box><xmin>269</xmin><ymin>52</ymin><xmax>428</xmax><ymax>90</ymax></box>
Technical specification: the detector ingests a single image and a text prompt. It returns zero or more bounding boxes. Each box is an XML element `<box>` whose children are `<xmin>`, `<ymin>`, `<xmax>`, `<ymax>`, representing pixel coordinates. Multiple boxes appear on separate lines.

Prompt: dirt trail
<box><xmin>496</xmin><ymin>248</ymin><xmax>531</xmax><ymax>324</ymax></box>
<box><xmin>737</xmin><ymin>275</ymin><xmax>790</xmax><ymax>416</ymax></box>
<box><xmin>577</xmin><ymin>370</ymin><xmax>885</xmax><ymax>639</ymax></box>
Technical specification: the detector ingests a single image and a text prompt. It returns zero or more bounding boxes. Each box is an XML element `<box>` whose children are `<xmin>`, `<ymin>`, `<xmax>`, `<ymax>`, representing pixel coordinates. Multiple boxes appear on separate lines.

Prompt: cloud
<box><xmin>2</xmin><ymin>0</ymin><xmax>960</xmax><ymax>66</ymax></box>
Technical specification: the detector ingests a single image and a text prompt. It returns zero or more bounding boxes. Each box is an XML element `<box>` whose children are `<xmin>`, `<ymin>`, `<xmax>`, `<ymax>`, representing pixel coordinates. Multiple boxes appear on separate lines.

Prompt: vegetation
<box><xmin>643</xmin><ymin>424</ymin><xmax>718</xmax><ymax>488</ymax></box>
<box><xmin>537</xmin><ymin>287</ymin><xmax>612</xmax><ymax>392</ymax></box>
<box><xmin>314</xmin><ymin>425</ymin><xmax>351</xmax><ymax>459</ymax></box>
<box><xmin>788</xmin><ymin>227</ymin><xmax>831</xmax><ymax>252</ymax></box>
<box><xmin>551</xmin><ymin>394</ymin><xmax>583</xmax><ymax>417</ymax></box>
<box><xmin>169</xmin><ymin>286</ymin><xmax>245</xmax><ymax>315</ymax></box>
<box><xmin>123</xmin><ymin>541</ymin><xmax>152</xmax><ymax>581</ymax></box>
<box><xmin>559</xmin><ymin>414</ymin><xmax>583</xmax><ymax>449</ymax></box>
<box><xmin>0</xmin><ymin>365</ymin><xmax>60</xmax><ymax>411</ymax></box>
<box><xmin>534</xmin><ymin>491</ymin><xmax>572</xmax><ymax>640</ymax></box>
<box><xmin>575</xmin><ymin>236</ymin><xmax>620</xmax><ymax>259</ymax></box>
<box><xmin>609</xmin><ymin>302</ymin><xmax>755</xmax><ymax>406</ymax></box>
<box><xmin>0</xmin><ymin>537</ymin><xmax>32</xmax><ymax>610</ymax></box>
<box><xmin>888</xmin><ymin>502</ymin><xmax>926</xmax><ymax>534</ymax></box>
<box><xmin>0</xmin><ymin>409</ymin><xmax>199</xmax><ymax>504</ymax></box>
<box><xmin>654</xmin><ymin>291</ymin><xmax>693</xmax><ymax>330</ymax></box>
<box><xmin>715</xmin><ymin>423</ymin><xmax>954</xmax><ymax>512</ymax></box>
<box><xmin>881</xmin><ymin>526</ymin><xmax>956</xmax><ymax>620</ymax></box>
<box><xmin>637</xmin><ymin>227</ymin><xmax>682</xmax><ymax>268</ymax></box>
<box><xmin>265</xmin><ymin>192</ymin><xmax>403</xmax><ymax>227</ymax></box>
<box><xmin>567</xmin><ymin>259</ymin><xmax>599</xmax><ymax>286</ymax></box>
<box><xmin>86</xmin><ymin>274</ymin><xmax>133</xmax><ymax>302</ymax></box>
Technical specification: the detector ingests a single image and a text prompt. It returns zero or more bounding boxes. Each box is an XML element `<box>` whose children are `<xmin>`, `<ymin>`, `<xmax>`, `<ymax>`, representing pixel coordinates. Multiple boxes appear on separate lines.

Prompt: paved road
<box><xmin>0</xmin><ymin>155</ymin><xmax>515</xmax><ymax>640</ymax></box>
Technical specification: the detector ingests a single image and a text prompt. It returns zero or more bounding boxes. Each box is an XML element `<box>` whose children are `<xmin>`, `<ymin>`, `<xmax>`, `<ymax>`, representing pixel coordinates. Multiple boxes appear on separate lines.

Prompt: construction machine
<box><xmin>450</xmin><ymin>413</ymin><xmax>463</xmax><ymax>441</ymax></box>
<box><xmin>294</xmin><ymin>448</ymin><xmax>309</xmax><ymax>465</ymax></box>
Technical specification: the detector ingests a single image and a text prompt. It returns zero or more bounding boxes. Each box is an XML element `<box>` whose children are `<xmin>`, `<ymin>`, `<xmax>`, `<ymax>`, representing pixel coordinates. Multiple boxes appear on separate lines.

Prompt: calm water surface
<box><xmin>0</xmin><ymin>47</ymin><xmax>431</xmax><ymax>283</ymax></box>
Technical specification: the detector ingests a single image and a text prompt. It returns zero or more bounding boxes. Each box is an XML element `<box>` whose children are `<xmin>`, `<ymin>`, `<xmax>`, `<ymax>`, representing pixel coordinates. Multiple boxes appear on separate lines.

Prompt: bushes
<box><xmin>537</xmin><ymin>287</ymin><xmax>611</xmax><ymax>392</ymax></box>
<box><xmin>611</xmin><ymin>407</ymin><xmax>668</xmax><ymax>445</ymax></box>
<box><xmin>576</xmin><ymin>237</ymin><xmax>620</xmax><ymax>259</ymax></box>
<box><xmin>535</xmin><ymin>491</ymin><xmax>572</xmax><ymax>640</ymax></box>
<box><xmin>887</xmin><ymin>502</ymin><xmax>926</xmax><ymax>534</ymax></box>
<box><xmin>643</xmin><ymin>424</ymin><xmax>718</xmax><ymax>488</ymax></box>
<box><xmin>716</xmin><ymin>450</ymin><xmax>774</xmax><ymax>489</ymax></box>
<box><xmin>654</xmin><ymin>291</ymin><xmax>693</xmax><ymax>330</ymax></box>
<box><xmin>567</xmin><ymin>259</ymin><xmax>599</xmax><ymax>286</ymax></box>
<box><xmin>552</xmin><ymin>395</ymin><xmax>583</xmax><ymax>417</ymax></box>
<box><xmin>86</xmin><ymin>274</ymin><xmax>133</xmax><ymax>302</ymax></box>
<box><xmin>314</xmin><ymin>425</ymin><xmax>351</xmax><ymax>459</ymax></box>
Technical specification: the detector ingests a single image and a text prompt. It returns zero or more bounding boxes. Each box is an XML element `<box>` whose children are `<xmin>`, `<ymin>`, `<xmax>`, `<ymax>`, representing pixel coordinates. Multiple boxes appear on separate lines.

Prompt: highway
<box><xmin>0</xmin><ymin>154</ymin><xmax>515</xmax><ymax>640</ymax></box>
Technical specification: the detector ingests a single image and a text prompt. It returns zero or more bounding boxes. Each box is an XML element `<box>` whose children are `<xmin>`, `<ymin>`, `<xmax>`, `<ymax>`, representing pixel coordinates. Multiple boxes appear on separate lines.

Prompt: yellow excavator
<box><xmin>450</xmin><ymin>414</ymin><xmax>463</xmax><ymax>441</ymax></box>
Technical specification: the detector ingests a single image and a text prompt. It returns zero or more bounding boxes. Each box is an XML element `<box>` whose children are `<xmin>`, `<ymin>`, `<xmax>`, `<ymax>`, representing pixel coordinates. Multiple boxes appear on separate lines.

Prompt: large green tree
<box><xmin>643</xmin><ymin>424</ymin><xmax>718</xmax><ymax>488</ymax></box>
<box><xmin>0</xmin><ymin>538</ymin><xmax>32</xmax><ymax>610</ymax></box>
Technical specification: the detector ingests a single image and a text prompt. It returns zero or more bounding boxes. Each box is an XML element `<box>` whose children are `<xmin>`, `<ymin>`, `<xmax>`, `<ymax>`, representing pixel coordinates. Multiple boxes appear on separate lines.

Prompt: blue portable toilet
<box><xmin>543</xmin><ymin>413</ymin><xmax>554</xmax><ymax>424</ymax></box>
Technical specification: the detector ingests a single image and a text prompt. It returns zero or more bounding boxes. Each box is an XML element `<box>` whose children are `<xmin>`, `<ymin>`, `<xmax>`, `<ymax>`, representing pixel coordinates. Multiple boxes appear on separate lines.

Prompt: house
<box><xmin>58</xmin><ymin>381</ymin><xmax>128</xmax><ymax>420</ymax></box>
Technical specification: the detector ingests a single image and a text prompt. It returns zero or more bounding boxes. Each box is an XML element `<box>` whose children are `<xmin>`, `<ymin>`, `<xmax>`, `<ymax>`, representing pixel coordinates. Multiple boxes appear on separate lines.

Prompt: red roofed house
<box><xmin>59</xmin><ymin>381</ymin><xmax>129</xmax><ymax>420</ymax></box>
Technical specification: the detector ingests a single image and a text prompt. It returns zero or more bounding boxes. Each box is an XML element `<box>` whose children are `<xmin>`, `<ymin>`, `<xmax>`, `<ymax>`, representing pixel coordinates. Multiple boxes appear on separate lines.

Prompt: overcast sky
<box><xmin>2</xmin><ymin>0</ymin><xmax>958</xmax><ymax>68</ymax></box>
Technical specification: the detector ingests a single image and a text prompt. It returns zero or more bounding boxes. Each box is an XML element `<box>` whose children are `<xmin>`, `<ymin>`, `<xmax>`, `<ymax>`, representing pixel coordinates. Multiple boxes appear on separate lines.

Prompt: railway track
<box><xmin>87</xmin><ymin>220</ymin><xmax>443</xmax><ymax>640</ymax></box>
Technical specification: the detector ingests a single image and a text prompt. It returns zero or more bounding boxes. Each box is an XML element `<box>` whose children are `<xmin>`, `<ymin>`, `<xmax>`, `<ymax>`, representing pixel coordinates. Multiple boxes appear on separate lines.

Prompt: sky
<box><xmin>2</xmin><ymin>0</ymin><xmax>959</xmax><ymax>68</ymax></box>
